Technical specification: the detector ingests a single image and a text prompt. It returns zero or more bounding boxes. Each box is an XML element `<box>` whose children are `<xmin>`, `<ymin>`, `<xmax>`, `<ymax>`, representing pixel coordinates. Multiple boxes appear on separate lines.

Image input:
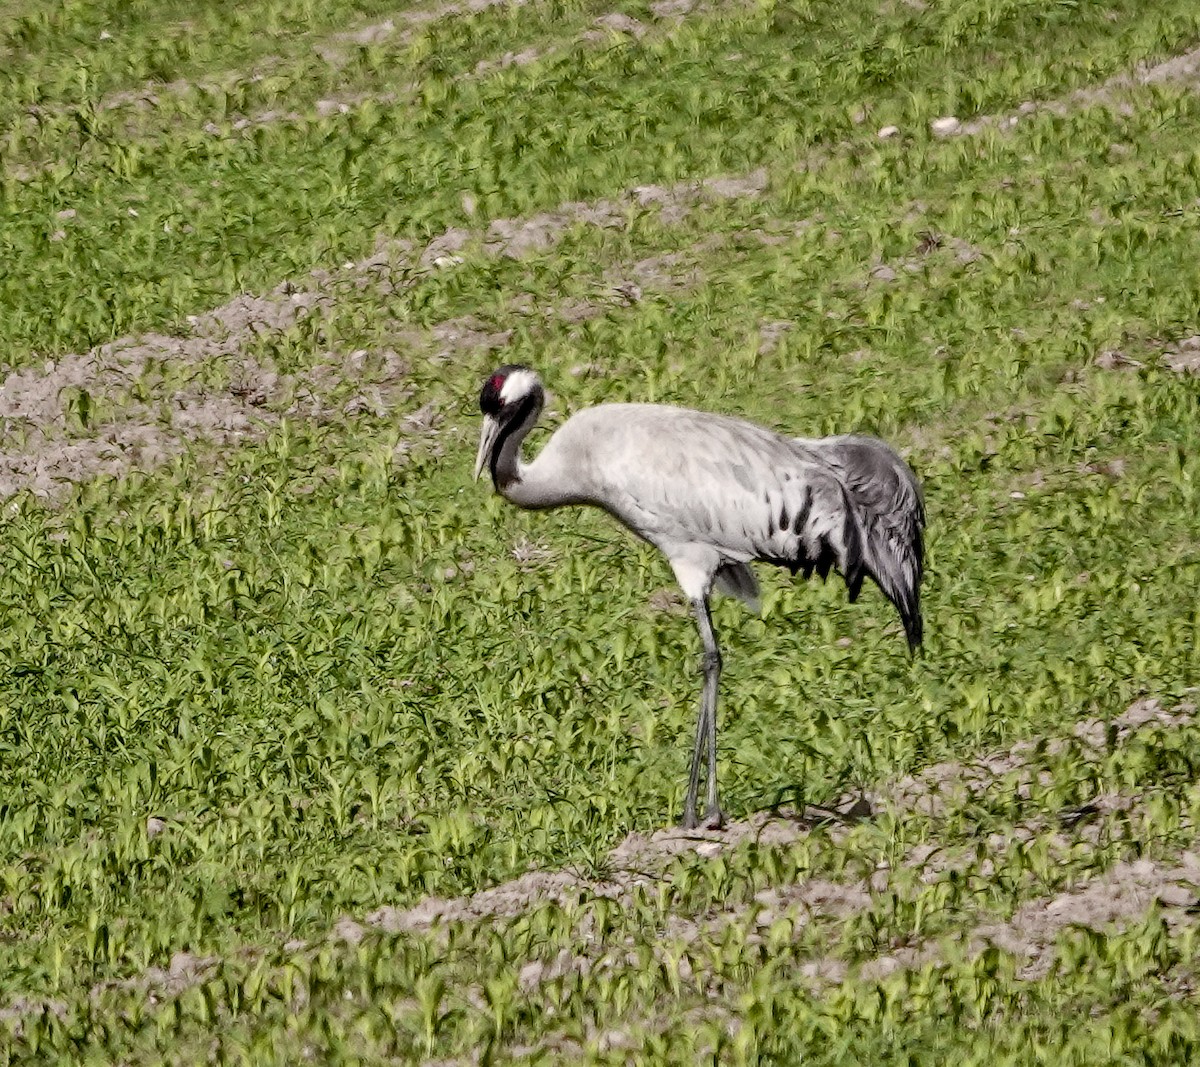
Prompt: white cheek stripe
<box><xmin>500</xmin><ymin>369</ymin><xmax>539</xmax><ymax>403</ymax></box>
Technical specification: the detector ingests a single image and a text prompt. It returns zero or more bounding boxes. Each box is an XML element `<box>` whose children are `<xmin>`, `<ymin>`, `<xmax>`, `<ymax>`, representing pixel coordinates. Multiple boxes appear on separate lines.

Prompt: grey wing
<box><xmin>587</xmin><ymin>409</ymin><xmax>862</xmax><ymax>582</ymax></box>
<box><xmin>809</xmin><ymin>435</ymin><xmax>925</xmax><ymax>529</ymax></box>
<box><xmin>569</xmin><ymin>405</ymin><xmax>924</xmax><ymax>647</ymax></box>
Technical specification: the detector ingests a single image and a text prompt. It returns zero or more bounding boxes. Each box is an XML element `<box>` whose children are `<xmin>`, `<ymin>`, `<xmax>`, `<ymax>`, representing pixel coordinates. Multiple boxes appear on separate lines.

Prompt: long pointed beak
<box><xmin>474</xmin><ymin>416</ymin><xmax>501</xmax><ymax>482</ymax></box>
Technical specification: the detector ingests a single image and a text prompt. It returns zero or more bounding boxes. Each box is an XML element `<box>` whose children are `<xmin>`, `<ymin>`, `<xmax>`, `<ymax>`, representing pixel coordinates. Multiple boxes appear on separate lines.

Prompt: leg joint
<box><xmin>702</xmin><ymin>649</ymin><xmax>722</xmax><ymax>672</ymax></box>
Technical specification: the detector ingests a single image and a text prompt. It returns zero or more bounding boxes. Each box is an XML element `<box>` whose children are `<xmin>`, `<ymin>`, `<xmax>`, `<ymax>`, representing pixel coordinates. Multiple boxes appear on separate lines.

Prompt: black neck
<box><xmin>490</xmin><ymin>388</ymin><xmax>543</xmax><ymax>489</ymax></box>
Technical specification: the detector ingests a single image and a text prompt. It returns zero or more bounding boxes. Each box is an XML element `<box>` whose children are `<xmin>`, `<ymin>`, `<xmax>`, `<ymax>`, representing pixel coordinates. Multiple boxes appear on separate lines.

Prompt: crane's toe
<box><xmin>680</xmin><ymin>805</ymin><xmax>726</xmax><ymax>831</ymax></box>
<box><xmin>701</xmin><ymin>805</ymin><xmax>726</xmax><ymax>831</ymax></box>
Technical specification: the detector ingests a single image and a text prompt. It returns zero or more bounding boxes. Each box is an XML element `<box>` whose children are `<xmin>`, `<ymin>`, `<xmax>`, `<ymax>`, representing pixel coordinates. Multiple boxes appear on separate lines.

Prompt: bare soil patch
<box><xmin>0</xmin><ymin>695</ymin><xmax>1181</xmax><ymax>1035</ymax></box>
<box><xmin>365</xmin><ymin>695</ymin><xmax>1198</xmax><ymax>940</ymax></box>
<box><xmin>317</xmin><ymin>0</ymin><xmax>533</xmax><ymax>62</ymax></box>
<box><xmin>87</xmin><ymin>0</ymin><xmax>726</xmax><ymax>138</ymax></box>
<box><xmin>0</xmin><ymin>168</ymin><xmax>771</xmax><ymax>501</ymax></box>
<box><xmin>1163</xmin><ymin>335</ymin><xmax>1200</xmax><ymax>375</ymax></box>
<box><xmin>955</xmin><ymin>45</ymin><xmax>1200</xmax><ymax>138</ymax></box>
<box><xmin>334</xmin><ymin>693</ymin><xmax>1200</xmax><ymax>1022</ymax></box>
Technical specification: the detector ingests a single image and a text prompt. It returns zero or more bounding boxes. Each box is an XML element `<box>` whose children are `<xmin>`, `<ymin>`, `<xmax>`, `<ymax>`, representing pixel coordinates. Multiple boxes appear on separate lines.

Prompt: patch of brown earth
<box><xmin>859</xmin><ymin>854</ymin><xmax>1200</xmax><ymax>983</ymax></box>
<box><xmin>0</xmin><ymin>164</ymin><xmax>772</xmax><ymax>501</ymax></box>
<box><xmin>365</xmin><ymin>811</ymin><xmax>822</xmax><ymax>935</ymax></box>
<box><xmin>92</xmin><ymin>0</ymin><xmax>533</xmax><ymax>117</ymax></box>
<box><xmin>0</xmin><ymin>695</ymin><xmax>1179</xmax><ymax>1032</ymax></box>
<box><xmin>863</xmin><ymin>229</ymin><xmax>987</xmax><ymax>288</ymax></box>
<box><xmin>650</xmin><ymin>0</ymin><xmax>697</xmax><ymax>16</ymax></box>
<box><xmin>111</xmin><ymin>952</ymin><xmax>220</xmax><ymax>1004</ymax></box>
<box><xmin>647</xmin><ymin>586</ymin><xmax>688</xmax><ymax>615</ymax></box>
<box><xmin>220</xmin><ymin>0</ymin><xmax>732</xmax><ymax>133</ymax></box>
<box><xmin>472</xmin><ymin>47</ymin><xmax>542</xmax><ymax>76</ymax></box>
<box><xmin>756</xmin><ymin>320</ymin><xmax>794</xmax><ymax>355</ymax></box>
<box><xmin>0</xmin><ymin>331</ymin><xmax>279</xmax><ymax>499</ymax></box>
<box><xmin>875</xmin><ymin>698</ymin><xmax>1196</xmax><ymax>821</ymax></box>
<box><xmin>955</xmin><ymin>46</ymin><xmax>1200</xmax><ymax>137</ymax></box>
<box><xmin>0</xmin><ymin>996</ymin><xmax>67</xmax><ymax>1038</ymax></box>
<box><xmin>975</xmin><ymin>856</ymin><xmax>1200</xmax><ymax>980</ymax></box>
<box><xmin>86</xmin><ymin>0</ymin><xmax>721</xmax><ymax>139</ymax></box>
<box><xmin>1163</xmin><ymin>335</ymin><xmax>1200</xmax><ymax>375</ymax></box>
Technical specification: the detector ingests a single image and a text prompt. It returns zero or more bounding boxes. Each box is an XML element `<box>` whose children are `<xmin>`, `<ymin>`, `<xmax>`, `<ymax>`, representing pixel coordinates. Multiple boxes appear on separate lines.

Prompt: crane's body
<box><xmin>475</xmin><ymin>365</ymin><xmax>925</xmax><ymax>829</ymax></box>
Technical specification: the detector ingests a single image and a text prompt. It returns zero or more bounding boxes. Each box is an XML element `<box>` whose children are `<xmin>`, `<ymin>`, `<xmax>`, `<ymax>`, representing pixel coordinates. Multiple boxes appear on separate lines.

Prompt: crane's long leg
<box><xmin>682</xmin><ymin>597</ymin><xmax>725</xmax><ymax>830</ymax></box>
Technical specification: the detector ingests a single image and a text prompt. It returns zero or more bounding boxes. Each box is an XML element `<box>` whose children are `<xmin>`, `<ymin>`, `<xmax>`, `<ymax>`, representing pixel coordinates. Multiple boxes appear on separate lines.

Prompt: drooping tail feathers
<box><xmin>856</xmin><ymin>502</ymin><xmax>924</xmax><ymax>651</ymax></box>
<box><xmin>815</xmin><ymin>436</ymin><xmax>926</xmax><ymax>652</ymax></box>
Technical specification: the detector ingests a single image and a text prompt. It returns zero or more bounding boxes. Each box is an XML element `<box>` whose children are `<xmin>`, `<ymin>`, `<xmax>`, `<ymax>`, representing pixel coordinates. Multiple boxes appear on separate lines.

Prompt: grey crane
<box><xmin>474</xmin><ymin>365</ymin><xmax>925</xmax><ymax>830</ymax></box>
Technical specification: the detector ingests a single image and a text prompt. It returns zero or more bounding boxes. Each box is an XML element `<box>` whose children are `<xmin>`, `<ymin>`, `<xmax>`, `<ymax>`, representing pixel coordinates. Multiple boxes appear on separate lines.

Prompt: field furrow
<box><xmin>3</xmin><ymin>0</ymin><xmax>1200</xmax><ymax>1062</ymax></box>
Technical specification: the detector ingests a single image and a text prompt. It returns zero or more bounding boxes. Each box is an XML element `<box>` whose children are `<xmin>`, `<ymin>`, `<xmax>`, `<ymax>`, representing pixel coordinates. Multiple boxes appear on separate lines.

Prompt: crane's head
<box><xmin>474</xmin><ymin>365</ymin><xmax>544</xmax><ymax>481</ymax></box>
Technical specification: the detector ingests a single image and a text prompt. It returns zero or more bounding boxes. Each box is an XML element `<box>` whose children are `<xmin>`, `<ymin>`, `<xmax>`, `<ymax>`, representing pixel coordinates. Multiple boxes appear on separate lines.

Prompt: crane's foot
<box><xmin>679</xmin><ymin>805</ymin><xmax>726</xmax><ymax>831</ymax></box>
<box><xmin>701</xmin><ymin>804</ymin><xmax>726</xmax><ymax>831</ymax></box>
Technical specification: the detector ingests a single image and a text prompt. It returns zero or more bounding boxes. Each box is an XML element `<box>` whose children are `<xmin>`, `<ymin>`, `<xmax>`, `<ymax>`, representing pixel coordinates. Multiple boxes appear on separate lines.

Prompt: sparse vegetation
<box><xmin>1</xmin><ymin>0</ymin><xmax>1200</xmax><ymax>1061</ymax></box>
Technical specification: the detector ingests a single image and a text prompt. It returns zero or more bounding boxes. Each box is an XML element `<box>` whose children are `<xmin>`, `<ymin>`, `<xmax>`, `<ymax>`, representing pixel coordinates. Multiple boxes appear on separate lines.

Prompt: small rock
<box><xmin>334</xmin><ymin>917</ymin><xmax>365</xmax><ymax>944</ymax></box>
<box><xmin>1157</xmin><ymin>884</ymin><xmax>1196</xmax><ymax>909</ymax></box>
<box><xmin>1165</xmin><ymin>348</ymin><xmax>1200</xmax><ymax>374</ymax></box>
<box><xmin>878</xmin><ymin>125</ymin><xmax>900</xmax><ymax>139</ymax></box>
<box><xmin>146</xmin><ymin>816</ymin><xmax>166</xmax><ymax>838</ymax></box>
<box><xmin>931</xmin><ymin>116</ymin><xmax>961</xmax><ymax>136</ymax></box>
<box><xmin>1095</xmin><ymin>349</ymin><xmax>1142</xmax><ymax>370</ymax></box>
<box><xmin>592</xmin><ymin>12</ymin><xmax>645</xmax><ymax>34</ymax></box>
<box><xmin>518</xmin><ymin>960</ymin><xmax>544</xmax><ymax>988</ymax></box>
<box><xmin>863</xmin><ymin>955</ymin><xmax>901</xmax><ymax>978</ymax></box>
<box><xmin>650</xmin><ymin>0</ymin><xmax>694</xmax><ymax>15</ymax></box>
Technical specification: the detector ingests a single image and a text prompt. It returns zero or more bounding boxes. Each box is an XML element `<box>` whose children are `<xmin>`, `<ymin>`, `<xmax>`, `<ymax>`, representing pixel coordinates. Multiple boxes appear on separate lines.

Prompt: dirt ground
<box><xmin>7</xmin><ymin>40</ymin><xmax>1200</xmax><ymax>503</ymax></box>
<box><xmin>6</xmin><ymin>18</ymin><xmax>1200</xmax><ymax>1032</ymax></box>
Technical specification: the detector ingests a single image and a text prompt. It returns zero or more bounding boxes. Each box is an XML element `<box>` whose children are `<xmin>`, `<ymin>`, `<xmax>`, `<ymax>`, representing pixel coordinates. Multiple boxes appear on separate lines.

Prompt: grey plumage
<box><xmin>474</xmin><ymin>365</ymin><xmax>925</xmax><ymax>829</ymax></box>
<box><xmin>801</xmin><ymin>434</ymin><xmax>925</xmax><ymax>648</ymax></box>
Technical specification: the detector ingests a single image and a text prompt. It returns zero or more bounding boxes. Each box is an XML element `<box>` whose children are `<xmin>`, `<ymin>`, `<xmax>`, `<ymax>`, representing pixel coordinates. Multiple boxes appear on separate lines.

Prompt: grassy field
<box><xmin>2</xmin><ymin>0</ymin><xmax>1200</xmax><ymax>1061</ymax></box>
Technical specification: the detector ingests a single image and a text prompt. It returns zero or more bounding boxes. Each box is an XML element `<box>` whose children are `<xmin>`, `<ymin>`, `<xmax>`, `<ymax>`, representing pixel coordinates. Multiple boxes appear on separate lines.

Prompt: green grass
<box><xmin>1</xmin><ymin>0</ymin><xmax>1200</xmax><ymax>1061</ymax></box>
